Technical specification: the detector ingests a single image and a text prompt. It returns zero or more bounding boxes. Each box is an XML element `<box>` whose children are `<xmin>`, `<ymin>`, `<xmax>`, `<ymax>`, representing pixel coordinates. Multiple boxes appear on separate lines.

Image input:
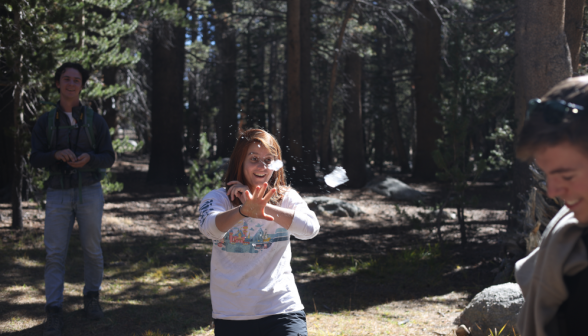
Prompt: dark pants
<box><xmin>214</xmin><ymin>311</ymin><xmax>307</xmax><ymax>336</ymax></box>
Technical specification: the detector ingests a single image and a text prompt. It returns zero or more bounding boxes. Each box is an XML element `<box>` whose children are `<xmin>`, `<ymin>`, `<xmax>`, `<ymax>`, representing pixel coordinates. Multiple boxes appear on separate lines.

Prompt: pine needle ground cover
<box><xmin>0</xmin><ymin>155</ymin><xmax>509</xmax><ymax>336</ymax></box>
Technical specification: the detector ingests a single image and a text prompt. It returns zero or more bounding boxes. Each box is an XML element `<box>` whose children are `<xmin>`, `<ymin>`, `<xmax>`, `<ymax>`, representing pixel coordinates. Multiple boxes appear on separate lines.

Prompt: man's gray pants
<box><xmin>44</xmin><ymin>182</ymin><xmax>104</xmax><ymax>308</ymax></box>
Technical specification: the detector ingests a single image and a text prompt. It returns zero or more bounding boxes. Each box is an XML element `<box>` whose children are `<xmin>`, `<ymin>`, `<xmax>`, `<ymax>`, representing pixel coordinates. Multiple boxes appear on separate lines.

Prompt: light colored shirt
<box><xmin>515</xmin><ymin>206</ymin><xmax>588</xmax><ymax>336</ymax></box>
<box><xmin>63</xmin><ymin>112</ymin><xmax>76</xmax><ymax>125</ymax></box>
<box><xmin>199</xmin><ymin>187</ymin><xmax>320</xmax><ymax>320</ymax></box>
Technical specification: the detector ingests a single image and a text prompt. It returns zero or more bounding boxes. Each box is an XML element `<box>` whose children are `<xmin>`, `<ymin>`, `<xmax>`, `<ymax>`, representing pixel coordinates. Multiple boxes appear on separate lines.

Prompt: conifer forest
<box><xmin>0</xmin><ymin>0</ymin><xmax>587</xmax><ymax>335</ymax></box>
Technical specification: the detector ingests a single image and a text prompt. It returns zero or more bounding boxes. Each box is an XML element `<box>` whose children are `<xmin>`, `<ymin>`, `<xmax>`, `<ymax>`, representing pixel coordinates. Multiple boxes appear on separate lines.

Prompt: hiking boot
<box><xmin>83</xmin><ymin>291</ymin><xmax>104</xmax><ymax>320</ymax></box>
<box><xmin>43</xmin><ymin>306</ymin><xmax>63</xmax><ymax>336</ymax></box>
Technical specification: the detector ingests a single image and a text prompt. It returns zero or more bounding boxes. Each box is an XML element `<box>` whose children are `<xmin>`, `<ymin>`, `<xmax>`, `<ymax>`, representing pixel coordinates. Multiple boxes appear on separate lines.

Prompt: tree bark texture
<box><xmin>212</xmin><ymin>0</ymin><xmax>238</xmax><ymax>158</ymax></box>
<box><xmin>412</xmin><ymin>0</ymin><xmax>443</xmax><ymax>180</ymax></box>
<box><xmin>0</xmin><ymin>64</ymin><xmax>14</xmax><ymax>202</ymax></box>
<box><xmin>102</xmin><ymin>67</ymin><xmax>118</xmax><ymax>131</ymax></box>
<box><xmin>11</xmin><ymin>5</ymin><xmax>23</xmax><ymax>229</ymax></box>
<box><xmin>299</xmin><ymin>0</ymin><xmax>317</xmax><ymax>185</ymax></box>
<box><xmin>286</xmin><ymin>0</ymin><xmax>306</xmax><ymax>185</ymax></box>
<box><xmin>320</xmin><ymin>0</ymin><xmax>357</xmax><ymax>171</ymax></box>
<box><xmin>513</xmin><ymin>0</ymin><xmax>572</xmax><ymax>216</ymax></box>
<box><xmin>564</xmin><ymin>0</ymin><xmax>585</xmax><ymax>74</ymax></box>
<box><xmin>343</xmin><ymin>51</ymin><xmax>367</xmax><ymax>188</ymax></box>
<box><xmin>147</xmin><ymin>0</ymin><xmax>188</xmax><ymax>185</ymax></box>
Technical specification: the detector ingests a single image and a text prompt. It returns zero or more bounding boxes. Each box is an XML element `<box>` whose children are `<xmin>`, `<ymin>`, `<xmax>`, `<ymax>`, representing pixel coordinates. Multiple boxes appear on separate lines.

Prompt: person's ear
<box><xmin>55</xmin><ymin>81</ymin><xmax>60</xmax><ymax>89</ymax></box>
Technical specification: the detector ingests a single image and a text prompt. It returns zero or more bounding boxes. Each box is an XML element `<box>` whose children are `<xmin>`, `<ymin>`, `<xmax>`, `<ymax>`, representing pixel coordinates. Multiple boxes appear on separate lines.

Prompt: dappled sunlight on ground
<box><xmin>0</xmin><ymin>167</ymin><xmax>510</xmax><ymax>335</ymax></box>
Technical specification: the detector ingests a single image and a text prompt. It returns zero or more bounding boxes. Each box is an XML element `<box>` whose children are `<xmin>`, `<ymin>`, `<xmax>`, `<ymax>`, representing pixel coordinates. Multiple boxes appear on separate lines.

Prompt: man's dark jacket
<box><xmin>30</xmin><ymin>102</ymin><xmax>115</xmax><ymax>190</ymax></box>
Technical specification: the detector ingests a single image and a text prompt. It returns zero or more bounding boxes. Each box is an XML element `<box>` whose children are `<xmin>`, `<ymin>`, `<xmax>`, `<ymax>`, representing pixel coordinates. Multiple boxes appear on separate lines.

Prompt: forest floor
<box><xmin>0</xmin><ymin>154</ymin><xmax>512</xmax><ymax>336</ymax></box>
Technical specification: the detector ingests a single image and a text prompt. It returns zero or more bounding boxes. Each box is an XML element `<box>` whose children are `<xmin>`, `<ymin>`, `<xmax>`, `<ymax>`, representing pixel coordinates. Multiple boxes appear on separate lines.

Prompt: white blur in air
<box><xmin>324</xmin><ymin>167</ymin><xmax>349</xmax><ymax>187</ymax></box>
<box><xmin>267</xmin><ymin>160</ymin><xmax>284</xmax><ymax>171</ymax></box>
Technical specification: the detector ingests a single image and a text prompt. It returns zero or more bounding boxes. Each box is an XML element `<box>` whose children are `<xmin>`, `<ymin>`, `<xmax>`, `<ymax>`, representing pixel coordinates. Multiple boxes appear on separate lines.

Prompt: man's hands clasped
<box><xmin>54</xmin><ymin>149</ymin><xmax>90</xmax><ymax>168</ymax></box>
<box><xmin>238</xmin><ymin>182</ymin><xmax>276</xmax><ymax>221</ymax></box>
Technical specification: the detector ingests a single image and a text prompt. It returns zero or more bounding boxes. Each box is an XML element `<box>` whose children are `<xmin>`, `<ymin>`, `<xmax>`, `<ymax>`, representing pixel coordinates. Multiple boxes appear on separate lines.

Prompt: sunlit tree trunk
<box><xmin>212</xmin><ymin>0</ymin><xmax>238</xmax><ymax>158</ymax></box>
<box><xmin>564</xmin><ymin>0</ymin><xmax>585</xmax><ymax>74</ymax></box>
<box><xmin>147</xmin><ymin>0</ymin><xmax>188</xmax><ymax>185</ymax></box>
<box><xmin>512</xmin><ymin>0</ymin><xmax>571</xmax><ymax>219</ymax></box>
<box><xmin>343</xmin><ymin>51</ymin><xmax>366</xmax><ymax>188</ymax></box>
<box><xmin>412</xmin><ymin>0</ymin><xmax>442</xmax><ymax>180</ymax></box>
<box><xmin>299</xmin><ymin>0</ymin><xmax>317</xmax><ymax>184</ymax></box>
<box><xmin>286</xmin><ymin>0</ymin><xmax>305</xmax><ymax>184</ymax></box>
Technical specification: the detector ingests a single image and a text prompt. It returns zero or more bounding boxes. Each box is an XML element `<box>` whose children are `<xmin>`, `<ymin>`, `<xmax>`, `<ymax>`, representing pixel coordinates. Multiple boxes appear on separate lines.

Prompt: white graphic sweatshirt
<box><xmin>199</xmin><ymin>187</ymin><xmax>320</xmax><ymax>320</ymax></box>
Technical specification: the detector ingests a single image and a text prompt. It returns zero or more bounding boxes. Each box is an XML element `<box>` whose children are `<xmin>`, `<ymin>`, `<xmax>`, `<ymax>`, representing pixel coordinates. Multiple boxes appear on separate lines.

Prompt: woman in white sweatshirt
<box><xmin>199</xmin><ymin>129</ymin><xmax>320</xmax><ymax>336</ymax></box>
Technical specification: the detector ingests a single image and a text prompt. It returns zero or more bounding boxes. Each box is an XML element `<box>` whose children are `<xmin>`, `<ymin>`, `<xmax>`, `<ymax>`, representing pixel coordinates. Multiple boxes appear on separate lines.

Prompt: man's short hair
<box><xmin>54</xmin><ymin>62</ymin><xmax>90</xmax><ymax>93</ymax></box>
<box><xmin>516</xmin><ymin>76</ymin><xmax>588</xmax><ymax>161</ymax></box>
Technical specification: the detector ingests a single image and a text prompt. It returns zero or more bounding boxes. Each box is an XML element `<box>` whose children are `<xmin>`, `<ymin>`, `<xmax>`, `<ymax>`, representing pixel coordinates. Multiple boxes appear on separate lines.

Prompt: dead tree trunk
<box><xmin>412</xmin><ymin>0</ymin><xmax>443</xmax><ymax>180</ymax></box>
<box><xmin>343</xmin><ymin>51</ymin><xmax>366</xmax><ymax>188</ymax></box>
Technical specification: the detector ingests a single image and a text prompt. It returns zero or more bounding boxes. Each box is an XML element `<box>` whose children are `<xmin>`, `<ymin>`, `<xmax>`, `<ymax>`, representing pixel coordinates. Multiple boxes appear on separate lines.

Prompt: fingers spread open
<box><xmin>262</xmin><ymin>188</ymin><xmax>277</xmax><ymax>202</ymax></box>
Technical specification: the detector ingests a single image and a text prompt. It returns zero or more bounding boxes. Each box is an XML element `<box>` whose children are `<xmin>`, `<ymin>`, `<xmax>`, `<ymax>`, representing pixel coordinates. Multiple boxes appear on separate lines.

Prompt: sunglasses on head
<box><xmin>526</xmin><ymin>98</ymin><xmax>585</xmax><ymax>124</ymax></box>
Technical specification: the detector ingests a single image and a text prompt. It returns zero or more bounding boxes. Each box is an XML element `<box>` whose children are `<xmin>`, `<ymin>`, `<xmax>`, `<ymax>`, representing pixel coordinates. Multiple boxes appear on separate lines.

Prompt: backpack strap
<box><xmin>82</xmin><ymin>106</ymin><xmax>96</xmax><ymax>151</ymax></box>
<box><xmin>46</xmin><ymin>108</ymin><xmax>58</xmax><ymax>150</ymax></box>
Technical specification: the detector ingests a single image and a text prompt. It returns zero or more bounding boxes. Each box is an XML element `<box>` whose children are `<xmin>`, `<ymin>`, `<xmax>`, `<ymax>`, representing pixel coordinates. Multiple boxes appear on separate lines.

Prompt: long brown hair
<box><xmin>224</xmin><ymin>129</ymin><xmax>289</xmax><ymax>206</ymax></box>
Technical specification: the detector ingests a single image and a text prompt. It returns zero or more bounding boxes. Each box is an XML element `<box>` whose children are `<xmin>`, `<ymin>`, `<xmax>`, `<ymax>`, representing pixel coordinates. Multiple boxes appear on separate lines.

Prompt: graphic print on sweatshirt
<box><xmin>214</xmin><ymin>220</ymin><xmax>289</xmax><ymax>254</ymax></box>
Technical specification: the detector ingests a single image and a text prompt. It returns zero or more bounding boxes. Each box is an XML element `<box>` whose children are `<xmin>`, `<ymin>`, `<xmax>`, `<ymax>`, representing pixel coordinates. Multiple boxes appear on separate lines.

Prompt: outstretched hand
<box><xmin>240</xmin><ymin>182</ymin><xmax>276</xmax><ymax>221</ymax></box>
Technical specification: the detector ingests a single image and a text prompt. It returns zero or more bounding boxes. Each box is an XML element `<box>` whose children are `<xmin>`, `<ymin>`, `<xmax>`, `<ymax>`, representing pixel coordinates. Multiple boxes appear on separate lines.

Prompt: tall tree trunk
<box><xmin>343</xmin><ymin>51</ymin><xmax>366</xmax><ymax>188</ymax></box>
<box><xmin>102</xmin><ymin>67</ymin><xmax>118</xmax><ymax>131</ymax></box>
<box><xmin>147</xmin><ymin>0</ymin><xmax>188</xmax><ymax>185</ymax></box>
<box><xmin>268</xmin><ymin>41</ymin><xmax>278</xmax><ymax>135</ymax></box>
<box><xmin>212</xmin><ymin>0</ymin><xmax>238</xmax><ymax>158</ymax></box>
<box><xmin>412</xmin><ymin>0</ymin><xmax>442</xmax><ymax>180</ymax></box>
<box><xmin>512</xmin><ymin>0</ymin><xmax>572</xmax><ymax>220</ymax></box>
<box><xmin>320</xmin><ymin>0</ymin><xmax>356</xmax><ymax>171</ymax></box>
<box><xmin>299</xmin><ymin>0</ymin><xmax>317</xmax><ymax>184</ymax></box>
<box><xmin>386</xmin><ymin>38</ymin><xmax>409</xmax><ymax>173</ymax></box>
<box><xmin>12</xmin><ymin>4</ymin><xmax>23</xmax><ymax>230</ymax></box>
<box><xmin>286</xmin><ymin>0</ymin><xmax>306</xmax><ymax>185</ymax></box>
<box><xmin>187</xmin><ymin>25</ymin><xmax>201</xmax><ymax>159</ymax></box>
<box><xmin>564</xmin><ymin>0</ymin><xmax>585</xmax><ymax>74</ymax></box>
<box><xmin>389</xmin><ymin>78</ymin><xmax>410</xmax><ymax>173</ymax></box>
<box><xmin>0</xmin><ymin>60</ymin><xmax>14</xmax><ymax>202</ymax></box>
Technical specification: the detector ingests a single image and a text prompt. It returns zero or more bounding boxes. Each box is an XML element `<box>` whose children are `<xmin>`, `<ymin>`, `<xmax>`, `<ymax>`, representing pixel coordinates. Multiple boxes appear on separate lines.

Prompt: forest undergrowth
<box><xmin>0</xmin><ymin>155</ymin><xmax>511</xmax><ymax>336</ymax></box>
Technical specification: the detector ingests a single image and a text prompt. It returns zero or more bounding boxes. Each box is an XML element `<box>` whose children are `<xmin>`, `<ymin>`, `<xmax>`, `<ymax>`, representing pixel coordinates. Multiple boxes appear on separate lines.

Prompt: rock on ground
<box><xmin>363</xmin><ymin>176</ymin><xmax>425</xmax><ymax>201</ymax></box>
<box><xmin>457</xmin><ymin>283</ymin><xmax>523</xmax><ymax>336</ymax></box>
<box><xmin>304</xmin><ymin>197</ymin><xmax>365</xmax><ymax>218</ymax></box>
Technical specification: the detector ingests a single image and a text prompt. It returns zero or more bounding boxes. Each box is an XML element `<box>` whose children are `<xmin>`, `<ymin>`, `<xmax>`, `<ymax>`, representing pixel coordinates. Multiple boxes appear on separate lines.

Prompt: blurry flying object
<box><xmin>324</xmin><ymin>167</ymin><xmax>349</xmax><ymax>188</ymax></box>
<box><xmin>267</xmin><ymin>160</ymin><xmax>284</xmax><ymax>171</ymax></box>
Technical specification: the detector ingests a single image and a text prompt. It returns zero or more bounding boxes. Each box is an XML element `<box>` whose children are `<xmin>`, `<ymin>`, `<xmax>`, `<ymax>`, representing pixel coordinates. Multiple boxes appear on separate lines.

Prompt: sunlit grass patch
<box><xmin>12</xmin><ymin>253</ymin><xmax>45</xmax><ymax>268</ymax></box>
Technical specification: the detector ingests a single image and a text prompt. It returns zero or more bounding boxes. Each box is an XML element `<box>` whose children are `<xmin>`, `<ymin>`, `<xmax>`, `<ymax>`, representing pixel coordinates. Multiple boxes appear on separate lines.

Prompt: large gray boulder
<box><xmin>364</xmin><ymin>176</ymin><xmax>425</xmax><ymax>201</ymax></box>
<box><xmin>304</xmin><ymin>197</ymin><xmax>364</xmax><ymax>218</ymax></box>
<box><xmin>458</xmin><ymin>283</ymin><xmax>524</xmax><ymax>336</ymax></box>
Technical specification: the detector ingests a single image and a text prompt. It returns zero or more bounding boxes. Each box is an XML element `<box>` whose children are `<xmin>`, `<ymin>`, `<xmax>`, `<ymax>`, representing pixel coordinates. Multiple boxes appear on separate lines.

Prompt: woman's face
<box><xmin>242</xmin><ymin>142</ymin><xmax>275</xmax><ymax>190</ymax></box>
<box><xmin>535</xmin><ymin>141</ymin><xmax>588</xmax><ymax>223</ymax></box>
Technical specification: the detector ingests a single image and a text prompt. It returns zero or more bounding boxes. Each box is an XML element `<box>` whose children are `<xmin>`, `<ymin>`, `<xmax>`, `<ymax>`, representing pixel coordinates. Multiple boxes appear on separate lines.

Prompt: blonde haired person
<box><xmin>199</xmin><ymin>129</ymin><xmax>320</xmax><ymax>336</ymax></box>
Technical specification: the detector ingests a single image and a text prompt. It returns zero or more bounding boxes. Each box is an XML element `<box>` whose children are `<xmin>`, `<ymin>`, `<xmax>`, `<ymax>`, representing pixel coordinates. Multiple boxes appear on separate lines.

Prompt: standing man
<box><xmin>30</xmin><ymin>63</ymin><xmax>115</xmax><ymax>336</ymax></box>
